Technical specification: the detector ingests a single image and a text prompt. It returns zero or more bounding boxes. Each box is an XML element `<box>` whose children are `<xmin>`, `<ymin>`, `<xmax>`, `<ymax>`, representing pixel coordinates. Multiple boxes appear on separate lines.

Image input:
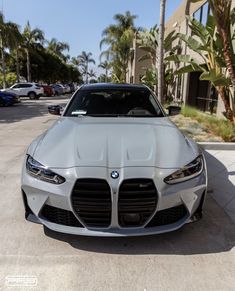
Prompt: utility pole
<box><xmin>158</xmin><ymin>0</ymin><xmax>166</xmax><ymax>103</ymax></box>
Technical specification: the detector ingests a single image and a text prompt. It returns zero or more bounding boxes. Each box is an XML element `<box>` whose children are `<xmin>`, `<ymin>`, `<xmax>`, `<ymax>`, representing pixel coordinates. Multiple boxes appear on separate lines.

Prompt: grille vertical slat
<box><xmin>118</xmin><ymin>179</ymin><xmax>158</xmax><ymax>227</ymax></box>
<box><xmin>71</xmin><ymin>179</ymin><xmax>112</xmax><ymax>228</ymax></box>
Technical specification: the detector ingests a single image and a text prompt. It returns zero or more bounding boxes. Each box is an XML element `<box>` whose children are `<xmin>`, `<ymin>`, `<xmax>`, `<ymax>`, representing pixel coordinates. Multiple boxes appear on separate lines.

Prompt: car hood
<box><xmin>31</xmin><ymin>117</ymin><xmax>199</xmax><ymax>169</ymax></box>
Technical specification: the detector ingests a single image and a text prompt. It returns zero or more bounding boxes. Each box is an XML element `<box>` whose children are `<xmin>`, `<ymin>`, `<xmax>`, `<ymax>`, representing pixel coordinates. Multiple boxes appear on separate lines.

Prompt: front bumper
<box><xmin>21</xmin><ymin>162</ymin><xmax>207</xmax><ymax>237</ymax></box>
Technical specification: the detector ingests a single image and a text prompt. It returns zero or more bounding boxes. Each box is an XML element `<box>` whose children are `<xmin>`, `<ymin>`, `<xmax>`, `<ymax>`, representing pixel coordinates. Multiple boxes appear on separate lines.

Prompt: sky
<box><xmin>3</xmin><ymin>0</ymin><xmax>183</xmax><ymax>74</ymax></box>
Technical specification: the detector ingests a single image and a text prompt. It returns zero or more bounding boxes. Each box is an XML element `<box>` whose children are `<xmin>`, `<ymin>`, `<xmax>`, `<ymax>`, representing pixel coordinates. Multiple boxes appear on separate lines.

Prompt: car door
<box><xmin>9</xmin><ymin>84</ymin><xmax>21</xmax><ymax>95</ymax></box>
<box><xmin>20</xmin><ymin>83</ymin><xmax>33</xmax><ymax>96</ymax></box>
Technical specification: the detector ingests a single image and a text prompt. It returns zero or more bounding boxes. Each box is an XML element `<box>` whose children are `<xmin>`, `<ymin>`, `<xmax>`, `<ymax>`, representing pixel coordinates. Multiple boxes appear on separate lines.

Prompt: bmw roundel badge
<box><xmin>111</xmin><ymin>171</ymin><xmax>119</xmax><ymax>179</ymax></box>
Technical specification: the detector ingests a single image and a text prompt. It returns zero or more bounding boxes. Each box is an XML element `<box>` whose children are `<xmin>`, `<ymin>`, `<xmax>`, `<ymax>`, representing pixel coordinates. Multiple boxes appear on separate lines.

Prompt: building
<box><xmin>127</xmin><ymin>0</ymin><xmax>235</xmax><ymax>115</ymax></box>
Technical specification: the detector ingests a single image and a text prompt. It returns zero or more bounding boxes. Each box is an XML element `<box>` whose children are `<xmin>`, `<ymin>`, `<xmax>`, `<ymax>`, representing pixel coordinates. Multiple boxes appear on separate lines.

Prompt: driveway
<box><xmin>0</xmin><ymin>97</ymin><xmax>235</xmax><ymax>291</ymax></box>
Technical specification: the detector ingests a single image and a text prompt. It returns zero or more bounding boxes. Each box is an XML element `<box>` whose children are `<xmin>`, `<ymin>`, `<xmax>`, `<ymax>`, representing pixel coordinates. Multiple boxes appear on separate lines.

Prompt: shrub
<box><xmin>0</xmin><ymin>72</ymin><xmax>17</xmax><ymax>88</ymax></box>
<box><xmin>181</xmin><ymin>106</ymin><xmax>235</xmax><ymax>142</ymax></box>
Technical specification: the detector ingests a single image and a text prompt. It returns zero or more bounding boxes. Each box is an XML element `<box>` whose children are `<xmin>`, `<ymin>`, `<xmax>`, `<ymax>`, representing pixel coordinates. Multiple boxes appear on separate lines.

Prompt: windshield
<box><xmin>64</xmin><ymin>89</ymin><xmax>164</xmax><ymax>117</ymax></box>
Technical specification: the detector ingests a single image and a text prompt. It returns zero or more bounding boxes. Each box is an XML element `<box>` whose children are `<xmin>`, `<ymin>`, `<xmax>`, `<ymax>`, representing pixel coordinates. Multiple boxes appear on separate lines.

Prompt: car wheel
<box><xmin>28</xmin><ymin>92</ymin><xmax>37</xmax><ymax>100</ymax></box>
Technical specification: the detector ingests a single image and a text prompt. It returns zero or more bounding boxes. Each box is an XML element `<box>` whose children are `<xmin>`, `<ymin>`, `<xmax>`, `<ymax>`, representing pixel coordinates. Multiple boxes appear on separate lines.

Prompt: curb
<box><xmin>198</xmin><ymin>142</ymin><xmax>235</xmax><ymax>151</ymax></box>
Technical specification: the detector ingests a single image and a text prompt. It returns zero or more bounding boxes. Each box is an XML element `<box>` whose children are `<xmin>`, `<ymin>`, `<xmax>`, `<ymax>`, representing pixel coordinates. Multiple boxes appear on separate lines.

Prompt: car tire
<box><xmin>28</xmin><ymin>92</ymin><xmax>37</xmax><ymax>100</ymax></box>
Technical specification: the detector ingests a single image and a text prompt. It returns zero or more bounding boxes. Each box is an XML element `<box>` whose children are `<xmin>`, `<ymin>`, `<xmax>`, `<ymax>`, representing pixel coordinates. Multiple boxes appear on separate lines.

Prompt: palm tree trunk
<box><xmin>216</xmin><ymin>86</ymin><xmax>233</xmax><ymax>121</ymax></box>
<box><xmin>26</xmin><ymin>49</ymin><xmax>31</xmax><ymax>82</ymax></box>
<box><xmin>16</xmin><ymin>48</ymin><xmax>20</xmax><ymax>83</ymax></box>
<box><xmin>220</xmin><ymin>29</ymin><xmax>235</xmax><ymax>87</ymax></box>
<box><xmin>124</xmin><ymin>66</ymin><xmax>127</xmax><ymax>83</ymax></box>
<box><xmin>1</xmin><ymin>47</ymin><xmax>6</xmax><ymax>89</ymax></box>
<box><xmin>85</xmin><ymin>63</ymin><xmax>88</xmax><ymax>84</ymax></box>
<box><xmin>158</xmin><ymin>0</ymin><xmax>166</xmax><ymax>103</ymax></box>
<box><xmin>0</xmin><ymin>36</ymin><xmax>7</xmax><ymax>89</ymax></box>
<box><xmin>105</xmin><ymin>68</ymin><xmax>108</xmax><ymax>83</ymax></box>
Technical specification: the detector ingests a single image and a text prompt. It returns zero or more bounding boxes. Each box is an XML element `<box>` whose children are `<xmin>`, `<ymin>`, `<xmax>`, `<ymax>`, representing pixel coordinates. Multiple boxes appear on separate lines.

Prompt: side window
<box><xmin>20</xmin><ymin>84</ymin><xmax>32</xmax><ymax>88</ymax></box>
<box><xmin>12</xmin><ymin>84</ymin><xmax>20</xmax><ymax>89</ymax></box>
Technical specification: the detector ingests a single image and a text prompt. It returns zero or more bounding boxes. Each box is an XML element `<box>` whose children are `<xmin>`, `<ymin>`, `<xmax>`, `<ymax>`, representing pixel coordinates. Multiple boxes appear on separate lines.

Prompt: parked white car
<box><xmin>2</xmin><ymin>83</ymin><xmax>44</xmax><ymax>99</ymax></box>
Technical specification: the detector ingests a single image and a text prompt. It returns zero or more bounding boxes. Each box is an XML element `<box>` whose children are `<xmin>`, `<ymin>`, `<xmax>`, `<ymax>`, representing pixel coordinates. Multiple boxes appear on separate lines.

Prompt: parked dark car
<box><xmin>0</xmin><ymin>91</ymin><xmax>19</xmax><ymax>106</ymax></box>
<box><xmin>68</xmin><ymin>83</ymin><xmax>76</xmax><ymax>93</ymax></box>
<box><xmin>42</xmin><ymin>85</ymin><xmax>55</xmax><ymax>97</ymax></box>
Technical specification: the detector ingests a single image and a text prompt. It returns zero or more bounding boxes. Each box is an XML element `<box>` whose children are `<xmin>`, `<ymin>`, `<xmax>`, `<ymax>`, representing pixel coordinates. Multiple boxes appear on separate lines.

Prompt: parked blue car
<box><xmin>50</xmin><ymin>84</ymin><xmax>64</xmax><ymax>96</ymax></box>
<box><xmin>0</xmin><ymin>91</ymin><xmax>19</xmax><ymax>106</ymax></box>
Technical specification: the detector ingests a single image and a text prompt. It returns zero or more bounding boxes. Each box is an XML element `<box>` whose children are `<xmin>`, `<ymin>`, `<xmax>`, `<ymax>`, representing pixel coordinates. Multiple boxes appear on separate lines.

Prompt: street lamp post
<box><xmin>158</xmin><ymin>0</ymin><xmax>166</xmax><ymax>103</ymax></box>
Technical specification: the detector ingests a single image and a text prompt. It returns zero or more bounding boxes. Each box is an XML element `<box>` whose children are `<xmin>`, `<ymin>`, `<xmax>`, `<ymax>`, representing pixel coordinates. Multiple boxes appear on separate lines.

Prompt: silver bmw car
<box><xmin>21</xmin><ymin>84</ymin><xmax>207</xmax><ymax>237</ymax></box>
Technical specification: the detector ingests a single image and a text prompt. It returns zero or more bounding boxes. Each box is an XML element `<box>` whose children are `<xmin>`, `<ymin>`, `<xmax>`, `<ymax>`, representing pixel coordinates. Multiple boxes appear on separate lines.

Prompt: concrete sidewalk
<box><xmin>205</xmin><ymin>150</ymin><xmax>235</xmax><ymax>223</ymax></box>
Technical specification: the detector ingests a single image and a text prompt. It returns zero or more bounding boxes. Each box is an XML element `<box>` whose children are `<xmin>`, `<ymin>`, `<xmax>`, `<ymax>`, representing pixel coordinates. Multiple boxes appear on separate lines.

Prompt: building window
<box><xmin>193</xmin><ymin>9</ymin><xmax>202</xmax><ymax>22</ymax></box>
<box><xmin>201</xmin><ymin>2</ymin><xmax>209</xmax><ymax>25</ymax></box>
<box><xmin>193</xmin><ymin>1</ymin><xmax>210</xmax><ymax>25</ymax></box>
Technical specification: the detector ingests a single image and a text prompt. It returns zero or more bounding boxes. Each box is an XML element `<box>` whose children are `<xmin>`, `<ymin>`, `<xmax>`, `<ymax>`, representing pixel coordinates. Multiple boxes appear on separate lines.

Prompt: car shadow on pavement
<box><xmin>0</xmin><ymin>97</ymin><xmax>69</xmax><ymax>123</ymax></box>
<box><xmin>44</xmin><ymin>151</ymin><xmax>235</xmax><ymax>255</ymax></box>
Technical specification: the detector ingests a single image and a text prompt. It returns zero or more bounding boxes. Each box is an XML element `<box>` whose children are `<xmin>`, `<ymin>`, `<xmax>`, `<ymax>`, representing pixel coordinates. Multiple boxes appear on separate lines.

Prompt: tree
<box><xmin>88</xmin><ymin>68</ymin><xmax>96</xmax><ymax>80</ymax></box>
<box><xmin>10</xmin><ymin>24</ymin><xmax>23</xmax><ymax>83</ymax></box>
<box><xmin>47</xmin><ymin>38</ymin><xmax>70</xmax><ymax>62</ymax></box>
<box><xmin>100</xmin><ymin>11</ymin><xmax>138</xmax><ymax>83</ymax></box>
<box><xmin>19</xmin><ymin>46</ymin><xmax>81</xmax><ymax>84</ymax></box>
<box><xmin>22</xmin><ymin>21</ymin><xmax>44</xmax><ymax>82</ymax></box>
<box><xmin>137</xmin><ymin>26</ymin><xmax>179</xmax><ymax>98</ymax></box>
<box><xmin>0</xmin><ymin>13</ymin><xmax>20</xmax><ymax>88</ymax></box>
<box><xmin>158</xmin><ymin>0</ymin><xmax>166</xmax><ymax>103</ymax></box>
<box><xmin>98</xmin><ymin>60</ymin><xmax>110</xmax><ymax>82</ymax></box>
<box><xmin>77</xmin><ymin>51</ymin><xmax>95</xmax><ymax>83</ymax></box>
<box><xmin>167</xmin><ymin>15</ymin><xmax>234</xmax><ymax>121</ymax></box>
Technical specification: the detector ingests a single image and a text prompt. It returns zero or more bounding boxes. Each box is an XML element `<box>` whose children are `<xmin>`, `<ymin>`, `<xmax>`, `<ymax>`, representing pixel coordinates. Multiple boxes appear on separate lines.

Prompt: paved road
<box><xmin>0</xmin><ymin>97</ymin><xmax>235</xmax><ymax>291</ymax></box>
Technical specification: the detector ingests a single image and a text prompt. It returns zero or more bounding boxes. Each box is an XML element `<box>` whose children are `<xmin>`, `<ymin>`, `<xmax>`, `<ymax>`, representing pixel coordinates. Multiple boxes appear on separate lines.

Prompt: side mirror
<box><xmin>48</xmin><ymin>105</ymin><xmax>62</xmax><ymax>116</ymax></box>
<box><xmin>167</xmin><ymin>105</ymin><xmax>181</xmax><ymax>116</ymax></box>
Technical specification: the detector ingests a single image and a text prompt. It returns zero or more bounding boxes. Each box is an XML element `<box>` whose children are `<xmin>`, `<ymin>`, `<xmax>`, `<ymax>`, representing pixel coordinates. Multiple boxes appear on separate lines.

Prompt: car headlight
<box><xmin>26</xmin><ymin>155</ymin><xmax>65</xmax><ymax>184</ymax></box>
<box><xmin>164</xmin><ymin>155</ymin><xmax>203</xmax><ymax>184</ymax></box>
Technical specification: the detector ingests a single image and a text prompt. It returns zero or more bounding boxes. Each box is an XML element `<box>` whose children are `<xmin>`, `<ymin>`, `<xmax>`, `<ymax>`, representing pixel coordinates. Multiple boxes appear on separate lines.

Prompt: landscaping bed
<box><xmin>170</xmin><ymin>106</ymin><xmax>235</xmax><ymax>142</ymax></box>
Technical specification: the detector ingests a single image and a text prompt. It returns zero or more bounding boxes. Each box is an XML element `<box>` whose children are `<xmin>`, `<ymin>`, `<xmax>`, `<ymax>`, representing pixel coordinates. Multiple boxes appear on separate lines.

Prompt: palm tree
<box><xmin>0</xmin><ymin>13</ymin><xmax>21</xmax><ymax>88</ymax></box>
<box><xmin>22</xmin><ymin>21</ymin><xmax>44</xmax><ymax>82</ymax></box>
<box><xmin>137</xmin><ymin>25</ymin><xmax>178</xmax><ymax>96</ymax></box>
<box><xmin>47</xmin><ymin>38</ymin><xmax>70</xmax><ymax>62</ymax></box>
<box><xmin>88</xmin><ymin>69</ymin><xmax>96</xmax><ymax>82</ymax></box>
<box><xmin>98</xmin><ymin>60</ymin><xmax>110</xmax><ymax>82</ymax></box>
<box><xmin>100</xmin><ymin>11</ymin><xmax>138</xmax><ymax>83</ymax></box>
<box><xmin>70</xmin><ymin>56</ymin><xmax>79</xmax><ymax>67</ymax></box>
<box><xmin>77</xmin><ymin>51</ymin><xmax>95</xmax><ymax>83</ymax></box>
<box><xmin>138</xmin><ymin>26</ymin><xmax>177</xmax><ymax>65</ymax></box>
<box><xmin>158</xmin><ymin>0</ymin><xmax>166</xmax><ymax>103</ymax></box>
<box><xmin>10</xmin><ymin>25</ymin><xmax>23</xmax><ymax>83</ymax></box>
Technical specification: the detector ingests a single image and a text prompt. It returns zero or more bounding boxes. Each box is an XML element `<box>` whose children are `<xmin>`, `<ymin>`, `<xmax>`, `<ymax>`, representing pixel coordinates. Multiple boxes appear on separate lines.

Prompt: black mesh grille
<box><xmin>40</xmin><ymin>205</ymin><xmax>83</xmax><ymax>227</ymax></box>
<box><xmin>71</xmin><ymin>179</ymin><xmax>112</xmax><ymax>228</ymax></box>
<box><xmin>118</xmin><ymin>179</ymin><xmax>157</xmax><ymax>227</ymax></box>
<box><xmin>146</xmin><ymin>204</ymin><xmax>188</xmax><ymax>227</ymax></box>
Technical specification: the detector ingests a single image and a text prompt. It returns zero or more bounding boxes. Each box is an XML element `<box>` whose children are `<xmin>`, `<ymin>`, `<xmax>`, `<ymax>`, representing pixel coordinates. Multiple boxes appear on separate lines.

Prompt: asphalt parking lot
<box><xmin>0</xmin><ymin>97</ymin><xmax>235</xmax><ymax>291</ymax></box>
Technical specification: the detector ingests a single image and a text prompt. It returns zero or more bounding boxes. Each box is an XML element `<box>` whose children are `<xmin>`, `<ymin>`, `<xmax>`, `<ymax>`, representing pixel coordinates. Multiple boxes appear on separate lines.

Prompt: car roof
<box><xmin>79</xmin><ymin>83</ymin><xmax>149</xmax><ymax>91</ymax></box>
